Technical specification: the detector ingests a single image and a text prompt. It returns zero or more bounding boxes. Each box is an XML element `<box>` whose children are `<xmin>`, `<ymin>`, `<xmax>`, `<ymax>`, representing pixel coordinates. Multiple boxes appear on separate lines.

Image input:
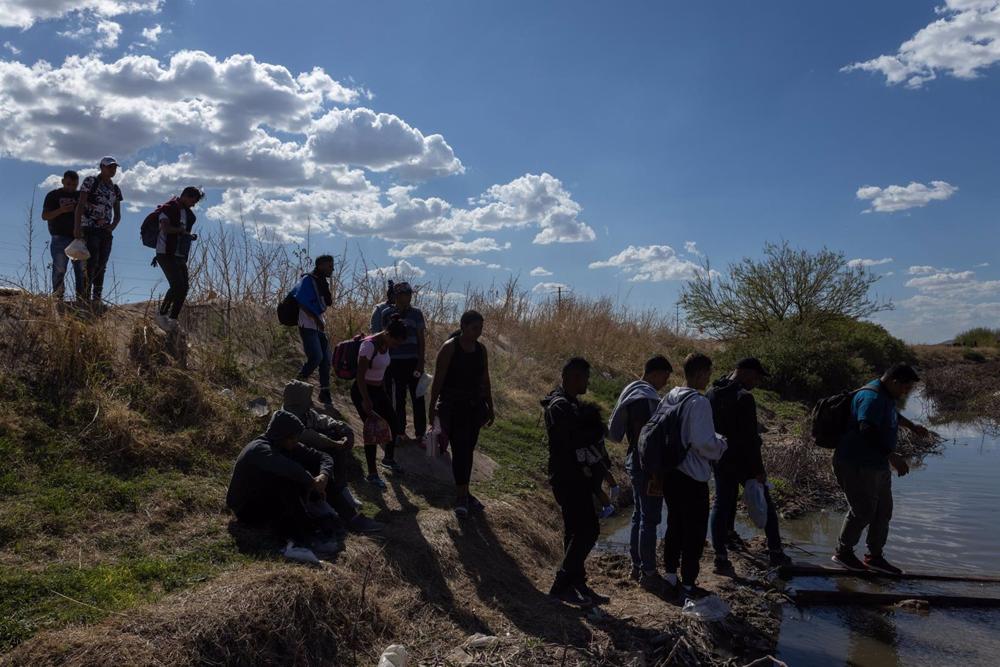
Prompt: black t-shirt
<box><xmin>43</xmin><ymin>188</ymin><xmax>80</xmax><ymax>237</ymax></box>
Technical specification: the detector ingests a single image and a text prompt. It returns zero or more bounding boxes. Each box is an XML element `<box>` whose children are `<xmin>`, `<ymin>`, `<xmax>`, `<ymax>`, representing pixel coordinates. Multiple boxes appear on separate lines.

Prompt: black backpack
<box><xmin>810</xmin><ymin>386</ymin><xmax>878</xmax><ymax>449</ymax></box>
<box><xmin>637</xmin><ymin>392</ymin><xmax>698</xmax><ymax>474</ymax></box>
<box><xmin>140</xmin><ymin>209</ymin><xmax>161</xmax><ymax>249</ymax></box>
<box><xmin>276</xmin><ymin>290</ymin><xmax>299</xmax><ymax>326</ymax></box>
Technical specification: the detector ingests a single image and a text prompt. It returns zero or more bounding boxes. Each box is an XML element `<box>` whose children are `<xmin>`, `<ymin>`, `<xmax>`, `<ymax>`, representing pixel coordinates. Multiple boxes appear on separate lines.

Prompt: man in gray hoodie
<box><xmin>281</xmin><ymin>380</ymin><xmax>382</xmax><ymax>534</ymax></box>
<box><xmin>660</xmin><ymin>353</ymin><xmax>727</xmax><ymax>599</ymax></box>
<box><xmin>607</xmin><ymin>355</ymin><xmax>673</xmax><ymax>588</ymax></box>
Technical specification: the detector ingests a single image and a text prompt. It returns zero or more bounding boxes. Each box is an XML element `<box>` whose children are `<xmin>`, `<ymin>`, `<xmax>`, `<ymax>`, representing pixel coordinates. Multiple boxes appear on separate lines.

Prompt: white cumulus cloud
<box><xmin>530</xmin><ymin>266</ymin><xmax>553</xmax><ymax>277</ymax></box>
<box><xmin>856</xmin><ymin>181</ymin><xmax>957</xmax><ymax>213</ymax></box>
<box><xmin>589</xmin><ymin>244</ymin><xmax>704</xmax><ymax>282</ymax></box>
<box><xmin>389</xmin><ymin>238</ymin><xmax>510</xmax><ymax>259</ymax></box>
<box><xmin>908</xmin><ymin>265</ymin><xmax>938</xmax><ymax>275</ymax></box>
<box><xmin>842</xmin><ymin>1</ymin><xmax>1000</xmax><ymax>88</ymax></box>
<box><xmin>60</xmin><ymin>18</ymin><xmax>123</xmax><ymax>50</ymax></box>
<box><xmin>3</xmin><ymin>41</ymin><xmax>21</xmax><ymax>55</ymax></box>
<box><xmin>140</xmin><ymin>23</ymin><xmax>162</xmax><ymax>43</ymax></box>
<box><xmin>366</xmin><ymin>259</ymin><xmax>426</xmax><ymax>280</ymax></box>
<box><xmin>0</xmin><ymin>0</ymin><xmax>161</xmax><ymax>29</ymax></box>
<box><xmin>532</xmin><ymin>282</ymin><xmax>570</xmax><ymax>294</ymax></box>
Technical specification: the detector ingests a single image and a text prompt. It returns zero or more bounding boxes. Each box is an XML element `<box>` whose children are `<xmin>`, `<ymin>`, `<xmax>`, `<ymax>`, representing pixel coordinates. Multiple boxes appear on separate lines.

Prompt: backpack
<box><xmin>637</xmin><ymin>392</ymin><xmax>698</xmax><ymax>474</ymax></box>
<box><xmin>276</xmin><ymin>290</ymin><xmax>299</xmax><ymax>326</ymax></box>
<box><xmin>140</xmin><ymin>200</ymin><xmax>175</xmax><ymax>249</ymax></box>
<box><xmin>332</xmin><ymin>334</ymin><xmax>368</xmax><ymax>380</ymax></box>
<box><xmin>810</xmin><ymin>386</ymin><xmax>878</xmax><ymax>449</ymax></box>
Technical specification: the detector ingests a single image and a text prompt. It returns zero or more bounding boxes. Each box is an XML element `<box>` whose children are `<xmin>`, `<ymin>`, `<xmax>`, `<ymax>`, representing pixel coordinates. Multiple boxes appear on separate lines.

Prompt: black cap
<box><xmin>736</xmin><ymin>357</ymin><xmax>771</xmax><ymax>377</ymax></box>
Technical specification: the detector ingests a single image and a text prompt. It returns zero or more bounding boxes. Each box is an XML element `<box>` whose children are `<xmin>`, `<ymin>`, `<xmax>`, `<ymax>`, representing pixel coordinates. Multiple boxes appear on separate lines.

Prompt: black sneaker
<box><xmin>379</xmin><ymin>459</ymin><xmax>405</xmax><ymax>475</ymax></box>
<box><xmin>549</xmin><ymin>586</ymin><xmax>593</xmax><ymax>607</ymax></box>
<box><xmin>864</xmin><ymin>553</ymin><xmax>903</xmax><ymax>575</ymax></box>
<box><xmin>769</xmin><ymin>551</ymin><xmax>793</xmax><ymax>568</ymax></box>
<box><xmin>832</xmin><ymin>549</ymin><xmax>867</xmax><ymax>572</ymax></box>
<box><xmin>454</xmin><ymin>497</ymin><xmax>470</xmax><ymax>519</ymax></box>
<box><xmin>467</xmin><ymin>494</ymin><xmax>486</xmax><ymax>513</ymax></box>
<box><xmin>713</xmin><ymin>557</ymin><xmax>736</xmax><ymax>576</ymax></box>
<box><xmin>318</xmin><ymin>388</ymin><xmax>332</xmax><ymax>405</ymax></box>
<box><xmin>575</xmin><ymin>582</ymin><xmax>610</xmax><ymax>605</ymax></box>
<box><xmin>726</xmin><ymin>530</ymin><xmax>747</xmax><ymax>551</ymax></box>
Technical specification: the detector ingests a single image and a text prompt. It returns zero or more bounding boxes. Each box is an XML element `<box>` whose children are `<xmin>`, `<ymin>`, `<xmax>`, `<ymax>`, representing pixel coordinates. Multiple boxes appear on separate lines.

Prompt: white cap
<box><xmin>99</xmin><ymin>156</ymin><xmax>118</xmax><ymax>167</ymax></box>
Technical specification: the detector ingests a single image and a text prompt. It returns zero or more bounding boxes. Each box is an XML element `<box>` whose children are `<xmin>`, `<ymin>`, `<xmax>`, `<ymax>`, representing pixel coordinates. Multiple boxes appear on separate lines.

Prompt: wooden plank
<box><xmin>779</xmin><ymin>562</ymin><xmax>1000</xmax><ymax>584</ymax></box>
<box><xmin>793</xmin><ymin>589</ymin><xmax>1000</xmax><ymax>608</ymax></box>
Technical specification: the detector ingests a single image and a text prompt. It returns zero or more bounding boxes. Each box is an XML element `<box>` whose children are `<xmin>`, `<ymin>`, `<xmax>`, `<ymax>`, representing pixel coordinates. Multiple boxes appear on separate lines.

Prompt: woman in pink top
<box><xmin>351</xmin><ymin>315</ymin><xmax>408</xmax><ymax>489</ymax></box>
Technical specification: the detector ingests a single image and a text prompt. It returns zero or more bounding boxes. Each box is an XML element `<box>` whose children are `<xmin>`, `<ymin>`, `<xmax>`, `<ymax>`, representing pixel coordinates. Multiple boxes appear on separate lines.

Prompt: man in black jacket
<box><xmin>707</xmin><ymin>358</ymin><xmax>789</xmax><ymax>573</ymax></box>
<box><xmin>226</xmin><ymin>410</ymin><xmax>345</xmax><ymax>563</ymax></box>
<box><xmin>542</xmin><ymin>357</ymin><xmax>609</xmax><ymax>606</ymax></box>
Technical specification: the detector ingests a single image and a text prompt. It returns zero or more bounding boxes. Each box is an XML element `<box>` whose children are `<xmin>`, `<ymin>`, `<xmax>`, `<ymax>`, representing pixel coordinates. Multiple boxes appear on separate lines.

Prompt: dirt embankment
<box><xmin>916</xmin><ymin>345</ymin><xmax>1000</xmax><ymax>427</ymax></box>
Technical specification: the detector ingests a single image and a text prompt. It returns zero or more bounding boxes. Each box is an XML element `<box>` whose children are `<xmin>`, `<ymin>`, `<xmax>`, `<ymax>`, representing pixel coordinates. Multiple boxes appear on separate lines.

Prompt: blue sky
<box><xmin>1</xmin><ymin>0</ymin><xmax>998</xmax><ymax>342</ymax></box>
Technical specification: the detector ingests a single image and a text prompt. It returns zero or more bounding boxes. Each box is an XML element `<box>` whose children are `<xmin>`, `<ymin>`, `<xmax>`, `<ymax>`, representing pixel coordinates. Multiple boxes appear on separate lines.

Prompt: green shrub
<box><xmin>962</xmin><ymin>350</ymin><xmax>987</xmax><ymax>363</ymax></box>
<box><xmin>954</xmin><ymin>327</ymin><xmax>1000</xmax><ymax>348</ymax></box>
<box><xmin>717</xmin><ymin>318</ymin><xmax>913</xmax><ymax>401</ymax></box>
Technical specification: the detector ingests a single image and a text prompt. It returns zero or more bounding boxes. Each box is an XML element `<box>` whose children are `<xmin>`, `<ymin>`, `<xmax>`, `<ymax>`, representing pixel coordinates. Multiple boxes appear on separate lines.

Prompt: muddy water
<box><xmin>597</xmin><ymin>393</ymin><xmax>1000</xmax><ymax>665</ymax></box>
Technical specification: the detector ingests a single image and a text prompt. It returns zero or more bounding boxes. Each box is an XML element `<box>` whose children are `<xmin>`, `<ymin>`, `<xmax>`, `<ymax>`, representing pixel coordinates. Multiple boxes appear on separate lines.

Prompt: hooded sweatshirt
<box><xmin>541</xmin><ymin>387</ymin><xmax>608</xmax><ymax>488</ymax></box>
<box><xmin>282</xmin><ymin>380</ymin><xmax>352</xmax><ymax>451</ymax></box>
<box><xmin>225</xmin><ymin>410</ymin><xmax>334</xmax><ymax>514</ymax></box>
<box><xmin>706</xmin><ymin>376</ymin><xmax>765</xmax><ymax>480</ymax></box>
<box><xmin>662</xmin><ymin>386</ymin><xmax>728</xmax><ymax>483</ymax></box>
<box><xmin>608</xmin><ymin>380</ymin><xmax>660</xmax><ymax>453</ymax></box>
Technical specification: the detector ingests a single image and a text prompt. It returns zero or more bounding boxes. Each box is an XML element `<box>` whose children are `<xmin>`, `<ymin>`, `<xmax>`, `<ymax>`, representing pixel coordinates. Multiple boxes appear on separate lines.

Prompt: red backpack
<box><xmin>332</xmin><ymin>334</ymin><xmax>372</xmax><ymax>380</ymax></box>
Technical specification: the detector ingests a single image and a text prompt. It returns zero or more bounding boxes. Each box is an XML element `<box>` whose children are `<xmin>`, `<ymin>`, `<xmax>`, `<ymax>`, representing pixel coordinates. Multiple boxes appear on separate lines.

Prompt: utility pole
<box><xmin>557</xmin><ymin>285</ymin><xmax>562</xmax><ymax>309</ymax></box>
<box><xmin>675</xmin><ymin>302</ymin><xmax>680</xmax><ymax>332</ymax></box>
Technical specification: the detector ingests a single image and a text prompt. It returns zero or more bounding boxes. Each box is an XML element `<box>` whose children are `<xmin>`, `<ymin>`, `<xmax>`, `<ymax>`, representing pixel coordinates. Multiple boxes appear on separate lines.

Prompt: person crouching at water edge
<box><xmin>832</xmin><ymin>362</ymin><xmax>929</xmax><ymax>575</ymax></box>
<box><xmin>427</xmin><ymin>310</ymin><xmax>496</xmax><ymax>519</ymax></box>
<box><xmin>607</xmin><ymin>355</ymin><xmax>673</xmax><ymax>590</ymax></box>
<box><xmin>350</xmin><ymin>315</ymin><xmax>409</xmax><ymax>489</ymax></box>
<box><xmin>542</xmin><ymin>357</ymin><xmax>612</xmax><ymax>607</ymax></box>
<box><xmin>660</xmin><ymin>353</ymin><xmax>727</xmax><ymax>601</ymax></box>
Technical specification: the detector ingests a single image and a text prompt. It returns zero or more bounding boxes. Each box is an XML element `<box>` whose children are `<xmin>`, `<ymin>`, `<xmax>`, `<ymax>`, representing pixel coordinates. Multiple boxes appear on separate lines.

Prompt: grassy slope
<box><xmin>0</xmin><ymin>298</ymin><xmax>797</xmax><ymax>664</ymax></box>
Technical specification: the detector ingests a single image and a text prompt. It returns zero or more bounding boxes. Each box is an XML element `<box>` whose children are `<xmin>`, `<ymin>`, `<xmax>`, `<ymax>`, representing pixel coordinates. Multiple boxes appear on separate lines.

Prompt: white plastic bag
<box><xmin>415</xmin><ymin>372</ymin><xmax>432</xmax><ymax>398</ymax></box>
<box><xmin>743</xmin><ymin>478</ymin><xmax>768</xmax><ymax>529</ymax></box>
<box><xmin>64</xmin><ymin>238</ymin><xmax>90</xmax><ymax>261</ymax></box>
<box><xmin>681</xmin><ymin>595</ymin><xmax>731</xmax><ymax>621</ymax></box>
<box><xmin>377</xmin><ymin>645</ymin><xmax>407</xmax><ymax>667</ymax></box>
<box><xmin>423</xmin><ymin>416</ymin><xmax>443</xmax><ymax>458</ymax></box>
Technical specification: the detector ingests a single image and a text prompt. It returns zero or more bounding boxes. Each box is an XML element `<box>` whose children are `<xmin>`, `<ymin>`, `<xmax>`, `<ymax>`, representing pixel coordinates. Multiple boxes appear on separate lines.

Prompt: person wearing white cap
<box><xmin>74</xmin><ymin>156</ymin><xmax>124</xmax><ymax>306</ymax></box>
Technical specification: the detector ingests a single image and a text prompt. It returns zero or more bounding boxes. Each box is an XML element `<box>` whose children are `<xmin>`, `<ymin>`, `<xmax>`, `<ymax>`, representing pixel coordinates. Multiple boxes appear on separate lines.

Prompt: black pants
<box><xmin>551</xmin><ymin>481</ymin><xmax>600</xmax><ymax>590</ymax></box>
<box><xmin>156</xmin><ymin>254</ymin><xmax>189</xmax><ymax>319</ymax></box>
<box><xmin>236</xmin><ymin>478</ymin><xmax>347</xmax><ymax>543</ymax></box>
<box><xmin>351</xmin><ymin>381</ymin><xmax>398</xmax><ymax>474</ymax></box>
<box><xmin>388</xmin><ymin>358</ymin><xmax>426</xmax><ymax>438</ymax></box>
<box><xmin>663</xmin><ymin>468</ymin><xmax>710</xmax><ymax>586</ymax></box>
<box><xmin>438</xmin><ymin>400</ymin><xmax>482</xmax><ymax>487</ymax></box>
<box><xmin>83</xmin><ymin>229</ymin><xmax>113</xmax><ymax>302</ymax></box>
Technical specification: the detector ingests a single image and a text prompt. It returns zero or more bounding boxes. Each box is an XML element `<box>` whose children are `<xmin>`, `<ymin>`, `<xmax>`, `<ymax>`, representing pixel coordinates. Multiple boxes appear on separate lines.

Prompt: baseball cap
<box><xmin>99</xmin><ymin>156</ymin><xmax>119</xmax><ymax>167</ymax></box>
<box><xmin>736</xmin><ymin>357</ymin><xmax>771</xmax><ymax>377</ymax></box>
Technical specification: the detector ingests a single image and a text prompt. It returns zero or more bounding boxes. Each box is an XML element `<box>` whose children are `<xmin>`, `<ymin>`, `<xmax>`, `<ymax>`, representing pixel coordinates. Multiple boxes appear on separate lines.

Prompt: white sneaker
<box><xmin>282</xmin><ymin>540</ymin><xmax>320</xmax><ymax>565</ymax></box>
<box><xmin>342</xmin><ymin>487</ymin><xmax>363</xmax><ymax>510</ymax></box>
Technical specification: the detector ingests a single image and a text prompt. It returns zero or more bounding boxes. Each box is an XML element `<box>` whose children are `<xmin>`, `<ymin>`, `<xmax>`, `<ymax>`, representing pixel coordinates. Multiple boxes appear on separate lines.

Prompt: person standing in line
<box><xmin>381</xmin><ymin>282</ymin><xmax>427</xmax><ymax>446</ymax></box>
<box><xmin>41</xmin><ymin>170</ymin><xmax>82</xmax><ymax>300</ymax></box>
<box><xmin>659</xmin><ymin>353</ymin><xmax>728</xmax><ymax>600</ymax></box>
<box><xmin>542</xmin><ymin>357</ymin><xmax>611</xmax><ymax>607</ymax></box>
<box><xmin>294</xmin><ymin>255</ymin><xmax>335</xmax><ymax>405</ymax></box>
<box><xmin>832</xmin><ymin>362</ymin><xmax>928</xmax><ymax>574</ymax></box>
<box><xmin>153</xmin><ymin>187</ymin><xmax>203</xmax><ymax>332</ymax></box>
<box><xmin>607</xmin><ymin>355</ymin><xmax>673</xmax><ymax>589</ymax></box>
<box><xmin>428</xmin><ymin>310</ymin><xmax>495</xmax><ymax>518</ymax></box>
<box><xmin>351</xmin><ymin>316</ymin><xmax>409</xmax><ymax>489</ymax></box>
<box><xmin>707</xmin><ymin>357</ymin><xmax>791</xmax><ymax>575</ymax></box>
<box><xmin>370</xmin><ymin>280</ymin><xmax>395</xmax><ymax>333</ymax></box>
<box><xmin>74</xmin><ymin>157</ymin><xmax>123</xmax><ymax>307</ymax></box>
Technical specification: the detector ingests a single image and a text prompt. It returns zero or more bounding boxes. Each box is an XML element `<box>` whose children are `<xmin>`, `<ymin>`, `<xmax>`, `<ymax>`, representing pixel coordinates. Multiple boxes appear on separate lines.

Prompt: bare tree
<box><xmin>680</xmin><ymin>241</ymin><xmax>893</xmax><ymax>339</ymax></box>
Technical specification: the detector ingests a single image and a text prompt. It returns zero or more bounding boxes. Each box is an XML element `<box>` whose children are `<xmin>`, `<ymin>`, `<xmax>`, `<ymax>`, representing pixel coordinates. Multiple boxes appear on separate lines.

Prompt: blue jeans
<box><xmin>50</xmin><ymin>235</ymin><xmax>83</xmax><ymax>299</ymax></box>
<box><xmin>628</xmin><ymin>459</ymin><xmax>665</xmax><ymax>573</ymax></box>
<box><xmin>298</xmin><ymin>327</ymin><xmax>331</xmax><ymax>390</ymax></box>
<box><xmin>710</xmin><ymin>468</ymin><xmax>782</xmax><ymax>560</ymax></box>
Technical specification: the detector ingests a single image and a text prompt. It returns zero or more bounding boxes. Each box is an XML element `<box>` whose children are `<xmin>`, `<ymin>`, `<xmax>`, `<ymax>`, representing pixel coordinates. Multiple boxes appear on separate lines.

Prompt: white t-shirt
<box><xmin>359</xmin><ymin>338</ymin><xmax>391</xmax><ymax>383</ymax></box>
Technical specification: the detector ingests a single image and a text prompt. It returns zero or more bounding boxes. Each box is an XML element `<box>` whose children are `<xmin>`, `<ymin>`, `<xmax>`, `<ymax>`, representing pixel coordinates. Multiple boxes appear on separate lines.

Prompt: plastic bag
<box><xmin>64</xmin><ymin>238</ymin><xmax>90</xmax><ymax>261</ymax></box>
<box><xmin>415</xmin><ymin>372</ymin><xmax>433</xmax><ymax>398</ymax></box>
<box><xmin>743</xmin><ymin>478</ymin><xmax>768</xmax><ymax>529</ymax></box>
<box><xmin>422</xmin><ymin>416</ymin><xmax>448</xmax><ymax>457</ymax></box>
<box><xmin>681</xmin><ymin>595</ymin><xmax>731</xmax><ymax>621</ymax></box>
<box><xmin>363</xmin><ymin>414</ymin><xmax>393</xmax><ymax>447</ymax></box>
<box><xmin>377</xmin><ymin>644</ymin><xmax>407</xmax><ymax>667</ymax></box>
